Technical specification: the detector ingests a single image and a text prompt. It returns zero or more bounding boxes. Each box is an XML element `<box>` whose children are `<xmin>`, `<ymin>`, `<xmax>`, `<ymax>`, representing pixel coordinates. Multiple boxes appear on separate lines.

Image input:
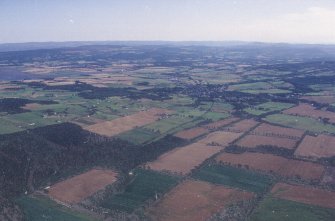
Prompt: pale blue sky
<box><xmin>1</xmin><ymin>0</ymin><xmax>335</xmax><ymax>43</ymax></box>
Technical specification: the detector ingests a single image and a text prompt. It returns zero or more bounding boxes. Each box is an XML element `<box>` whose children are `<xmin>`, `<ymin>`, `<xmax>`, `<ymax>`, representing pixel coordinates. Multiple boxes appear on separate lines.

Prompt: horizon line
<box><xmin>1</xmin><ymin>40</ymin><xmax>335</xmax><ymax>46</ymax></box>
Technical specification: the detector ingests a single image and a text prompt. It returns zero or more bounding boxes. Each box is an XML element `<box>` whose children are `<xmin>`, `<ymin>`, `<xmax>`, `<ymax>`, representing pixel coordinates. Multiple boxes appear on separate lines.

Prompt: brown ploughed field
<box><xmin>174</xmin><ymin>127</ymin><xmax>209</xmax><ymax>140</ymax></box>
<box><xmin>202</xmin><ymin>117</ymin><xmax>239</xmax><ymax>130</ymax></box>
<box><xmin>216</xmin><ymin>152</ymin><xmax>324</xmax><ymax>181</ymax></box>
<box><xmin>148</xmin><ymin>180</ymin><xmax>254</xmax><ymax>221</ymax></box>
<box><xmin>48</xmin><ymin>169</ymin><xmax>118</xmax><ymax>204</ymax></box>
<box><xmin>283</xmin><ymin>103</ymin><xmax>335</xmax><ymax>123</ymax></box>
<box><xmin>294</xmin><ymin>134</ymin><xmax>335</xmax><ymax>159</ymax></box>
<box><xmin>84</xmin><ymin>108</ymin><xmax>173</xmax><ymax>136</ymax></box>
<box><xmin>146</xmin><ymin>143</ymin><xmax>222</xmax><ymax>175</ymax></box>
<box><xmin>236</xmin><ymin>134</ymin><xmax>298</xmax><ymax>149</ymax></box>
<box><xmin>301</xmin><ymin>95</ymin><xmax>335</xmax><ymax>104</ymax></box>
<box><xmin>271</xmin><ymin>182</ymin><xmax>335</xmax><ymax>209</ymax></box>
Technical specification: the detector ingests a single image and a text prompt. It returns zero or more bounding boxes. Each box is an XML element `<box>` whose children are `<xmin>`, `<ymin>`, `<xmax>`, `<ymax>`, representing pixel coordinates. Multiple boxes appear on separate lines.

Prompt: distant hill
<box><xmin>1</xmin><ymin>41</ymin><xmax>335</xmax><ymax>53</ymax></box>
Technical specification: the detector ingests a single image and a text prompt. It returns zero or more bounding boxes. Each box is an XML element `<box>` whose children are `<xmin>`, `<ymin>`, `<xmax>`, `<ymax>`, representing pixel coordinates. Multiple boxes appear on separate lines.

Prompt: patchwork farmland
<box><xmin>1</xmin><ymin>43</ymin><xmax>335</xmax><ymax>221</ymax></box>
<box><xmin>146</xmin><ymin>131</ymin><xmax>243</xmax><ymax>175</ymax></box>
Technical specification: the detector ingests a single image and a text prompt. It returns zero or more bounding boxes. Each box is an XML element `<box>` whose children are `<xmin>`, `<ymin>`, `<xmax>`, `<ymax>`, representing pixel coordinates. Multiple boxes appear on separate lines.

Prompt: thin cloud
<box><xmin>243</xmin><ymin>7</ymin><xmax>335</xmax><ymax>43</ymax></box>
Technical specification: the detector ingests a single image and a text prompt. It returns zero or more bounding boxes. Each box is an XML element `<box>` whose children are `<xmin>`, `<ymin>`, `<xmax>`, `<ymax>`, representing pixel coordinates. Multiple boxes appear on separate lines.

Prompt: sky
<box><xmin>1</xmin><ymin>0</ymin><xmax>335</xmax><ymax>44</ymax></box>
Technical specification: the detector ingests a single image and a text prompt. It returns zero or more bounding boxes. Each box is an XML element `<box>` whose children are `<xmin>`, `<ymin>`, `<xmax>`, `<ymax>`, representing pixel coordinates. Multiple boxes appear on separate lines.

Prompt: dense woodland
<box><xmin>0</xmin><ymin>123</ymin><xmax>186</xmax><ymax>200</ymax></box>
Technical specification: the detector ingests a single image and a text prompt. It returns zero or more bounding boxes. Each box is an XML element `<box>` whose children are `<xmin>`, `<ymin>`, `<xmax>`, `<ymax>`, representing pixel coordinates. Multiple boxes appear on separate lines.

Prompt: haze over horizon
<box><xmin>1</xmin><ymin>0</ymin><xmax>335</xmax><ymax>44</ymax></box>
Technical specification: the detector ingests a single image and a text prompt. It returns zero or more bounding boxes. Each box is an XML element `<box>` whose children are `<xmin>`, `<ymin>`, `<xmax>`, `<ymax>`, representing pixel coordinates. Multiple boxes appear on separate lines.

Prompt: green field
<box><xmin>228</xmin><ymin>80</ymin><xmax>291</xmax><ymax>94</ymax></box>
<box><xmin>6</xmin><ymin>112</ymin><xmax>60</xmax><ymax>128</ymax></box>
<box><xmin>264</xmin><ymin>114</ymin><xmax>335</xmax><ymax>134</ymax></box>
<box><xmin>211</xmin><ymin>101</ymin><xmax>234</xmax><ymax>112</ymax></box>
<box><xmin>309</xmin><ymin>84</ymin><xmax>335</xmax><ymax>93</ymax></box>
<box><xmin>229</xmin><ymin>82</ymin><xmax>271</xmax><ymax>91</ymax></box>
<box><xmin>241</xmin><ymin>88</ymin><xmax>291</xmax><ymax>94</ymax></box>
<box><xmin>117</xmin><ymin>128</ymin><xmax>160</xmax><ymax>144</ymax></box>
<box><xmin>143</xmin><ymin>114</ymin><xmax>204</xmax><ymax>136</ymax></box>
<box><xmin>165</xmin><ymin>94</ymin><xmax>194</xmax><ymax>106</ymax></box>
<box><xmin>271</xmin><ymin>80</ymin><xmax>294</xmax><ymax>89</ymax></box>
<box><xmin>250</xmin><ymin>197</ymin><xmax>335</xmax><ymax>221</ymax></box>
<box><xmin>202</xmin><ymin>111</ymin><xmax>229</xmax><ymax>121</ymax></box>
<box><xmin>244</xmin><ymin>102</ymin><xmax>294</xmax><ymax>116</ymax></box>
<box><xmin>191</xmin><ymin>72</ymin><xmax>240</xmax><ymax>84</ymax></box>
<box><xmin>17</xmin><ymin>195</ymin><xmax>96</xmax><ymax>221</ymax></box>
<box><xmin>192</xmin><ymin>164</ymin><xmax>272</xmax><ymax>193</ymax></box>
<box><xmin>0</xmin><ymin>117</ymin><xmax>24</xmax><ymax>134</ymax></box>
<box><xmin>173</xmin><ymin>107</ymin><xmax>208</xmax><ymax>117</ymax></box>
<box><xmin>100</xmin><ymin>169</ymin><xmax>179</xmax><ymax>213</ymax></box>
